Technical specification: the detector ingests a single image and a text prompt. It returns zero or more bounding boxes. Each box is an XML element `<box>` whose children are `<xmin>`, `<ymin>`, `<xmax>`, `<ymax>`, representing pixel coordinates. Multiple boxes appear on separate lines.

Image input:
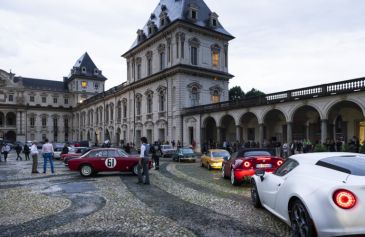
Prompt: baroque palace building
<box><xmin>1</xmin><ymin>0</ymin><xmax>365</xmax><ymax>151</ymax></box>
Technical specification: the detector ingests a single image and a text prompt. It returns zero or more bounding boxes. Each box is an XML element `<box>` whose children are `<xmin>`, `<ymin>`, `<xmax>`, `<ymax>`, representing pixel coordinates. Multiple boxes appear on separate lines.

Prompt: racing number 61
<box><xmin>105</xmin><ymin>158</ymin><xmax>117</xmax><ymax>168</ymax></box>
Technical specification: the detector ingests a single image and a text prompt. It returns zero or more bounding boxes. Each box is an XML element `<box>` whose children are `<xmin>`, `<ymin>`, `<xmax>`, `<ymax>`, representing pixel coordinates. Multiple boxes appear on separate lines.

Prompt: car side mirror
<box><xmin>255</xmin><ymin>169</ymin><xmax>266</xmax><ymax>182</ymax></box>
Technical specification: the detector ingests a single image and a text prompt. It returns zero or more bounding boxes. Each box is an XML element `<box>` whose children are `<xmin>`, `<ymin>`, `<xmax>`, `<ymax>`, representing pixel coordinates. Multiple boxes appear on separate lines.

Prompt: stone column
<box><xmin>259</xmin><ymin>124</ymin><xmax>264</xmax><ymax>148</ymax></box>
<box><xmin>236</xmin><ymin>125</ymin><xmax>241</xmax><ymax>142</ymax></box>
<box><xmin>216</xmin><ymin>127</ymin><xmax>221</xmax><ymax>146</ymax></box>
<box><xmin>305</xmin><ymin>124</ymin><xmax>310</xmax><ymax>140</ymax></box>
<box><xmin>321</xmin><ymin>119</ymin><xmax>328</xmax><ymax>144</ymax></box>
<box><xmin>287</xmin><ymin>122</ymin><xmax>292</xmax><ymax>144</ymax></box>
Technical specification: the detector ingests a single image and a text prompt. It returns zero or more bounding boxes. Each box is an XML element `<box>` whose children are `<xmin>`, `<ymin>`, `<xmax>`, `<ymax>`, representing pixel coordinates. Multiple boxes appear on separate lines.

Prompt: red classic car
<box><xmin>68</xmin><ymin>148</ymin><xmax>151</xmax><ymax>177</ymax></box>
<box><xmin>222</xmin><ymin>148</ymin><xmax>284</xmax><ymax>185</ymax></box>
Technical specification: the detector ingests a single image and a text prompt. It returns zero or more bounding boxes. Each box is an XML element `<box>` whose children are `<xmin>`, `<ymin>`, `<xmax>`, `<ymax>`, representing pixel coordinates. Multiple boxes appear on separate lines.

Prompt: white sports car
<box><xmin>251</xmin><ymin>152</ymin><xmax>365</xmax><ymax>237</ymax></box>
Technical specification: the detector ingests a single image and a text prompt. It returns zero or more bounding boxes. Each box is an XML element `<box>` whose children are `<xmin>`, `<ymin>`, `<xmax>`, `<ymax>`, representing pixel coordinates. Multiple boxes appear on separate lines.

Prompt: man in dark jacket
<box><xmin>15</xmin><ymin>143</ymin><xmax>23</xmax><ymax>160</ymax></box>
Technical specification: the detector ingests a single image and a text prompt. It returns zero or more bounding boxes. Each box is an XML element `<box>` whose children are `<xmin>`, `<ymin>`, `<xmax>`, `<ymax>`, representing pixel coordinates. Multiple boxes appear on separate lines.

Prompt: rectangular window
<box><xmin>64</xmin><ymin>98</ymin><xmax>68</xmax><ymax>105</ymax></box>
<box><xmin>181</xmin><ymin>41</ymin><xmax>184</xmax><ymax>58</ymax></box>
<box><xmin>53</xmin><ymin>97</ymin><xmax>58</xmax><ymax>104</ymax></box>
<box><xmin>30</xmin><ymin>96</ymin><xmax>35</xmax><ymax>102</ymax></box>
<box><xmin>30</xmin><ymin>117</ymin><xmax>35</xmax><ymax>128</ymax></box>
<box><xmin>159</xmin><ymin>95</ymin><xmax>165</xmax><ymax>112</ymax></box>
<box><xmin>42</xmin><ymin>97</ymin><xmax>47</xmax><ymax>103</ymax></box>
<box><xmin>167</xmin><ymin>44</ymin><xmax>171</xmax><ymax>63</ymax></box>
<box><xmin>42</xmin><ymin>118</ymin><xmax>47</xmax><ymax>128</ymax></box>
<box><xmin>42</xmin><ymin>134</ymin><xmax>46</xmax><ymax>141</ymax></box>
<box><xmin>147</xmin><ymin>59</ymin><xmax>152</xmax><ymax>76</ymax></box>
<box><xmin>212</xmin><ymin>51</ymin><xmax>219</xmax><ymax>67</ymax></box>
<box><xmin>137</xmin><ymin>64</ymin><xmax>141</xmax><ymax>79</ymax></box>
<box><xmin>212</xmin><ymin>95</ymin><xmax>220</xmax><ymax>103</ymax></box>
<box><xmin>136</xmin><ymin>100</ymin><xmax>141</xmax><ymax>115</ymax></box>
<box><xmin>191</xmin><ymin>47</ymin><xmax>198</xmax><ymax>65</ymax></box>
<box><xmin>8</xmin><ymin>94</ymin><xmax>13</xmax><ymax>102</ymax></box>
<box><xmin>123</xmin><ymin>103</ymin><xmax>127</xmax><ymax>118</ymax></box>
<box><xmin>160</xmin><ymin>52</ymin><xmax>165</xmax><ymax>70</ymax></box>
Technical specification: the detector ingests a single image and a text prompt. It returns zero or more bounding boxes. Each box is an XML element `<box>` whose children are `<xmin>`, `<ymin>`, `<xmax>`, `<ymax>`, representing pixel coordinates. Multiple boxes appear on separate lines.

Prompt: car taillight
<box><xmin>277</xmin><ymin>160</ymin><xmax>283</xmax><ymax>166</ymax></box>
<box><xmin>243</xmin><ymin>161</ymin><xmax>251</xmax><ymax>168</ymax></box>
<box><xmin>333</xmin><ymin>189</ymin><xmax>356</xmax><ymax>209</ymax></box>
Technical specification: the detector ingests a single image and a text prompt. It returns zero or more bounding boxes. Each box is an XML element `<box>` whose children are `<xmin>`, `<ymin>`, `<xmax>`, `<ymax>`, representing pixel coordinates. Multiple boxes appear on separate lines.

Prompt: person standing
<box><xmin>23</xmin><ymin>144</ymin><xmax>30</xmax><ymax>160</ymax></box>
<box><xmin>1</xmin><ymin>144</ymin><xmax>10</xmax><ymax>162</ymax></box>
<box><xmin>137</xmin><ymin>137</ymin><xmax>150</xmax><ymax>185</ymax></box>
<box><xmin>61</xmin><ymin>144</ymin><xmax>69</xmax><ymax>155</ymax></box>
<box><xmin>151</xmin><ymin>143</ymin><xmax>160</xmax><ymax>170</ymax></box>
<box><xmin>42</xmin><ymin>139</ymin><xmax>54</xmax><ymax>174</ymax></box>
<box><xmin>30</xmin><ymin>141</ymin><xmax>39</xmax><ymax>173</ymax></box>
<box><xmin>15</xmin><ymin>143</ymin><xmax>23</xmax><ymax>160</ymax></box>
<box><xmin>0</xmin><ymin>143</ymin><xmax>3</xmax><ymax>162</ymax></box>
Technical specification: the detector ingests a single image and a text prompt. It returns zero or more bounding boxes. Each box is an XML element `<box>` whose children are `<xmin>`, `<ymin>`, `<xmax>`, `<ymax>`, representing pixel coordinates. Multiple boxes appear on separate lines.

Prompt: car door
<box><xmin>115</xmin><ymin>149</ymin><xmax>135</xmax><ymax>171</ymax></box>
<box><xmin>259</xmin><ymin>159</ymin><xmax>299</xmax><ymax>210</ymax></box>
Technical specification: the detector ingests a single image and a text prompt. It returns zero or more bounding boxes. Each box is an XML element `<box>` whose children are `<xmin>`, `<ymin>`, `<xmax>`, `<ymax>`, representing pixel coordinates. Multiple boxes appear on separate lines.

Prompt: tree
<box><xmin>229</xmin><ymin>86</ymin><xmax>245</xmax><ymax>101</ymax></box>
<box><xmin>245</xmin><ymin>88</ymin><xmax>265</xmax><ymax>98</ymax></box>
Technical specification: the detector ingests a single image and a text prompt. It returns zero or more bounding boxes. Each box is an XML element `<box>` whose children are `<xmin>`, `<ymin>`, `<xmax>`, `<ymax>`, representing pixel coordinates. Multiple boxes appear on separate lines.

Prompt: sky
<box><xmin>1</xmin><ymin>0</ymin><xmax>365</xmax><ymax>94</ymax></box>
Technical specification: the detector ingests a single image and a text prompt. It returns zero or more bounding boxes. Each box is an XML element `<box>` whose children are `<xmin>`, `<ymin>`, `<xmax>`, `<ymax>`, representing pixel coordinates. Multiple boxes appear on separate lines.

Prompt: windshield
<box><xmin>316</xmin><ymin>156</ymin><xmax>365</xmax><ymax>176</ymax></box>
<box><xmin>118</xmin><ymin>149</ymin><xmax>129</xmax><ymax>157</ymax></box>
<box><xmin>243</xmin><ymin>151</ymin><xmax>272</xmax><ymax>157</ymax></box>
<box><xmin>212</xmin><ymin>151</ymin><xmax>230</xmax><ymax>158</ymax></box>
<box><xmin>181</xmin><ymin>148</ymin><xmax>194</xmax><ymax>154</ymax></box>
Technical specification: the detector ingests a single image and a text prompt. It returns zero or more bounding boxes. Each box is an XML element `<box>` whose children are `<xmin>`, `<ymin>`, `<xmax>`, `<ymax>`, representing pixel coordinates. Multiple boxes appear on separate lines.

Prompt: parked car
<box><xmin>201</xmin><ymin>149</ymin><xmax>230</xmax><ymax>170</ymax></box>
<box><xmin>68</xmin><ymin>148</ymin><xmax>152</xmax><ymax>177</ymax></box>
<box><xmin>62</xmin><ymin>147</ymin><xmax>91</xmax><ymax>165</ymax></box>
<box><xmin>159</xmin><ymin>145</ymin><xmax>176</xmax><ymax>158</ymax></box>
<box><xmin>222</xmin><ymin>148</ymin><xmax>284</xmax><ymax>185</ymax></box>
<box><xmin>251</xmin><ymin>152</ymin><xmax>365</xmax><ymax>237</ymax></box>
<box><xmin>172</xmin><ymin>147</ymin><xmax>196</xmax><ymax>162</ymax></box>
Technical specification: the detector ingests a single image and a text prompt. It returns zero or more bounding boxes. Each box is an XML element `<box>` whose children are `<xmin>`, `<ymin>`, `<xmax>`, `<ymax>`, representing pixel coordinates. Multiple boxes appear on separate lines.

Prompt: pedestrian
<box><xmin>1</xmin><ymin>144</ymin><xmax>10</xmax><ymax>162</ymax></box>
<box><xmin>61</xmin><ymin>144</ymin><xmax>69</xmax><ymax>155</ymax></box>
<box><xmin>15</xmin><ymin>143</ymin><xmax>23</xmax><ymax>160</ymax></box>
<box><xmin>137</xmin><ymin>137</ymin><xmax>150</xmax><ymax>185</ymax></box>
<box><xmin>0</xmin><ymin>143</ymin><xmax>3</xmax><ymax>162</ymax></box>
<box><xmin>30</xmin><ymin>141</ymin><xmax>39</xmax><ymax>173</ymax></box>
<box><xmin>151</xmin><ymin>143</ymin><xmax>159</xmax><ymax>170</ymax></box>
<box><xmin>42</xmin><ymin>138</ymin><xmax>54</xmax><ymax>174</ymax></box>
<box><xmin>23</xmin><ymin>144</ymin><xmax>30</xmax><ymax>160</ymax></box>
<box><xmin>124</xmin><ymin>143</ymin><xmax>131</xmax><ymax>154</ymax></box>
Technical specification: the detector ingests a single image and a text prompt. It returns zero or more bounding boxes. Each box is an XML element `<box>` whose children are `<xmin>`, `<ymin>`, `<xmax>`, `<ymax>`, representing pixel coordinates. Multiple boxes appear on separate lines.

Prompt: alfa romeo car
<box><xmin>172</xmin><ymin>147</ymin><xmax>196</xmax><ymax>162</ymax></box>
<box><xmin>222</xmin><ymin>148</ymin><xmax>284</xmax><ymax>185</ymax></box>
<box><xmin>201</xmin><ymin>149</ymin><xmax>230</xmax><ymax>170</ymax></box>
<box><xmin>68</xmin><ymin>148</ymin><xmax>151</xmax><ymax>177</ymax></box>
<box><xmin>251</xmin><ymin>152</ymin><xmax>365</xmax><ymax>237</ymax></box>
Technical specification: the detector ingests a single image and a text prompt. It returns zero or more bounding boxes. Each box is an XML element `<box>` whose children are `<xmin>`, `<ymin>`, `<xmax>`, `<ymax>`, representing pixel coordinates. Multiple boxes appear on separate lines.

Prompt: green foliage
<box><xmin>314</xmin><ymin>144</ymin><xmax>327</xmax><ymax>152</ymax></box>
<box><xmin>229</xmin><ymin>86</ymin><xmax>245</xmax><ymax>101</ymax></box>
<box><xmin>359</xmin><ymin>145</ymin><xmax>365</xmax><ymax>154</ymax></box>
<box><xmin>245</xmin><ymin>88</ymin><xmax>265</xmax><ymax>98</ymax></box>
<box><xmin>342</xmin><ymin>143</ymin><xmax>350</xmax><ymax>152</ymax></box>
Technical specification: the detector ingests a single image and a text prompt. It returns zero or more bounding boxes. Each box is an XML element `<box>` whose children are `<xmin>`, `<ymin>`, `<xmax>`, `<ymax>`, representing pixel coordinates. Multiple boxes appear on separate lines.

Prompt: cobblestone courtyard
<box><xmin>0</xmin><ymin>152</ymin><xmax>290</xmax><ymax>237</ymax></box>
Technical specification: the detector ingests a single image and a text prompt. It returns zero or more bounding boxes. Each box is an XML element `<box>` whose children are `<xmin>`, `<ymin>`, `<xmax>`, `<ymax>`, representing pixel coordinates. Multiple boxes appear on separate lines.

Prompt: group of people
<box><xmin>0</xmin><ymin>139</ymin><xmax>55</xmax><ymax>174</ymax></box>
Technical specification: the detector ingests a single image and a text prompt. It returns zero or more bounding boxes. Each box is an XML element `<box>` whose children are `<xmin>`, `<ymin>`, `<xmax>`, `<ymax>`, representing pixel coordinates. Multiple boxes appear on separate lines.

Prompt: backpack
<box><xmin>150</xmin><ymin>145</ymin><xmax>156</xmax><ymax>154</ymax></box>
<box><xmin>143</xmin><ymin>144</ymin><xmax>150</xmax><ymax>158</ymax></box>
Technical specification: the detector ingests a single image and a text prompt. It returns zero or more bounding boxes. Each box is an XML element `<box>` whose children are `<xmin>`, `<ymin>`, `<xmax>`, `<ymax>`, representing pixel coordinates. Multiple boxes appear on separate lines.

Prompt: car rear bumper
<box><xmin>209</xmin><ymin>162</ymin><xmax>222</xmax><ymax>169</ymax></box>
<box><xmin>234</xmin><ymin>169</ymin><xmax>274</xmax><ymax>182</ymax></box>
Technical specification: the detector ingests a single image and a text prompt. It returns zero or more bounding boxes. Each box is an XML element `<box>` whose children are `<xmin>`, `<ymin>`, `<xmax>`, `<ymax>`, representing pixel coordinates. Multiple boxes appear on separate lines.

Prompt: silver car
<box><xmin>251</xmin><ymin>152</ymin><xmax>365</xmax><ymax>237</ymax></box>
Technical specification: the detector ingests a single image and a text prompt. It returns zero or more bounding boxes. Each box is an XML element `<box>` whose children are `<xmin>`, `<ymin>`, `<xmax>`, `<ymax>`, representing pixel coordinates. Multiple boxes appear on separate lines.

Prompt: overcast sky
<box><xmin>1</xmin><ymin>0</ymin><xmax>365</xmax><ymax>94</ymax></box>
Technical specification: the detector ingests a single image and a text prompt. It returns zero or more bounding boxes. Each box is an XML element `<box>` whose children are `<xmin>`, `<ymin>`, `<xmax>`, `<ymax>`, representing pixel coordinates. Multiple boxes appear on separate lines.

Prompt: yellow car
<box><xmin>201</xmin><ymin>149</ymin><xmax>230</xmax><ymax>170</ymax></box>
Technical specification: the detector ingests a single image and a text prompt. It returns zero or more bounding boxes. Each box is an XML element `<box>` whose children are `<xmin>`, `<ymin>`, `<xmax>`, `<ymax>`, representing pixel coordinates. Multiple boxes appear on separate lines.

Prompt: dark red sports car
<box><xmin>68</xmin><ymin>148</ymin><xmax>151</xmax><ymax>177</ymax></box>
<box><xmin>222</xmin><ymin>148</ymin><xmax>284</xmax><ymax>185</ymax></box>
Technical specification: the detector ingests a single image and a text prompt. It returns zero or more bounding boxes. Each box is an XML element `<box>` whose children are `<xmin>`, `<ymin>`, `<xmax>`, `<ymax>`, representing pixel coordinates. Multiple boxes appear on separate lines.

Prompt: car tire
<box><xmin>222</xmin><ymin>164</ymin><xmax>228</xmax><ymax>179</ymax></box>
<box><xmin>251</xmin><ymin>180</ymin><xmax>262</xmax><ymax>208</ymax></box>
<box><xmin>289</xmin><ymin>199</ymin><xmax>316</xmax><ymax>237</ymax></box>
<box><xmin>207</xmin><ymin>164</ymin><xmax>212</xmax><ymax>170</ymax></box>
<box><xmin>230</xmin><ymin>168</ymin><xmax>240</xmax><ymax>186</ymax></box>
<box><xmin>80</xmin><ymin>164</ymin><xmax>93</xmax><ymax>177</ymax></box>
<box><xmin>133</xmin><ymin>165</ymin><xmax>139</xmax><ymax>176</ymax></box>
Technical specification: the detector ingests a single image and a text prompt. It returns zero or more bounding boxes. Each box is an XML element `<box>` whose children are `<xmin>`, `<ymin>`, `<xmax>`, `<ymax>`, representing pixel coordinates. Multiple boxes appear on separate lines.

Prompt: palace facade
<box><xmin>1</xmin><ymin>0</ymin><xmax>365</xmax><ymax>151</ymax></box>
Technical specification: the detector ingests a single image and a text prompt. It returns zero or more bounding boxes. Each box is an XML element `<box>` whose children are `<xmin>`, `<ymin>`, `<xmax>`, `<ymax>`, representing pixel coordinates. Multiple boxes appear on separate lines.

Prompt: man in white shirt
<box><xmin>137</xmin><ymin>137</ymin><xmax>150</xmax><ymax>185</ymax></box>
<box><xmin>41</xmin><ymin>139</ymin><xmax>54</xmax><ymax>174</ymax></box>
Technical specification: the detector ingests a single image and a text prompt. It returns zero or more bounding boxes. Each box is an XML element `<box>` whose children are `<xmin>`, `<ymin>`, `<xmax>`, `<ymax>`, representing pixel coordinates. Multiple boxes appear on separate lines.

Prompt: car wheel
<box><xmin>80</xmin><ymin>165</ymin><xmax>93</xmax><ymax>177</ymax></box>
<box><xmin>207</xmin><ymin>163</ymin><xmax>212</xmax><ymax>170</ymax></box>
<box><xmin>230</xmin><ymin>169</ymin><xmax>240</xmax><ymax>186</ymax></box>
<box><xmin>251</xmin><ymin>180</ymin><xmax>262</xmax><ymax>208</ymax></box>
<box><xmin>289</xmin><ymin>199</ymin><xmax>316</xmax><ymax>237</ymax></box>
<box><xmin>133</xmin><ymin>165</ymin><xmax>139</xmax><ymax>176</ymax></box>
<box><xmin>222</xmin><ymin>164</ymin><xmax>227</xmax><ymax>179</ymax></box>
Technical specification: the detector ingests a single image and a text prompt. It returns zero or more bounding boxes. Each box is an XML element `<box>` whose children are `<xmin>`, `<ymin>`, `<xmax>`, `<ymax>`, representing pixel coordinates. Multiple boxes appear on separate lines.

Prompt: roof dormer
<box><xmin>188</xmin><ymin>3</ymin><xmax>199</xmax><ymax>21</ymax></box>
<box><xmin>209</xmin><ymin>12</ymin><xmax>219</xmax><ymax>28</ymax></box>
<box><xmin>159</xmin><ymin>11</ymin><xmax>170</xmax><ymax>28</ymax></box>
<box><xmin>147</xmin><ymin>21</ymin><xmax>158</xmax><ymax>36</ymax></box>
<box><xmin>137</xmin><ymin>29</ymin><xmax>147</xmax><ymax>43</ymax></box>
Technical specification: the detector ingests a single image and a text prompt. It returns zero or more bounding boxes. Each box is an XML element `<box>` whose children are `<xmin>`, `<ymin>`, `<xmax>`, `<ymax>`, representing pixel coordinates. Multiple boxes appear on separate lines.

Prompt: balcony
<box><xmin>146</xmin><ymin>114</ymin><xmax>153</xmax><ymax>120</ymax></box>
<box><xmin>158</xmin><ymin>111</ymin><xmax>166</xmax><ymax>119</ymax></box>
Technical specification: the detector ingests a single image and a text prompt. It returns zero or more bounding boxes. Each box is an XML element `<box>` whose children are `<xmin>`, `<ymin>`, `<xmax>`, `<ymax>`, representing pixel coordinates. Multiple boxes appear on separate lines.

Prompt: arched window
<box><xmin>191</xmin><ymin>87</ymin><xmax>199</xmax><ymax>106</ymax></box>
<box><xmin>117</xmin><ymin>101</ymin><xmax>122</xmax><ymax>122</ymax></box>
<box><xmin>212</xmin><ymin>90</ymin><xmax>220</xmax><ymax>103</ymax></box>
<box><xmin>110</xmin><ymin>103</ymin><xmax>114</xmax><ymax>122</ymax></box>
<box><xmin>159</xmin><ymin>91</ymin><xmax>165</xmax><ymax>112</ymax></box>
<box><xmin>105</xmin><ymin>105</ymin><xmax>109</xmax><ymax>123</ymax></box>
<box><xmin>123</xmin><ymin>99</ymin><xmax>127</xmax><ymax>118</ymax></box>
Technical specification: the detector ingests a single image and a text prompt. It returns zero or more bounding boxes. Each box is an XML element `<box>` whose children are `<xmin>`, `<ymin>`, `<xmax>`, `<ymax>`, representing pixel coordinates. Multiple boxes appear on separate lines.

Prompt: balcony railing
<box><xmin>182</xmin><ymin>77</ymin><xmax>365</xmax><ymax>115</ymax></box>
